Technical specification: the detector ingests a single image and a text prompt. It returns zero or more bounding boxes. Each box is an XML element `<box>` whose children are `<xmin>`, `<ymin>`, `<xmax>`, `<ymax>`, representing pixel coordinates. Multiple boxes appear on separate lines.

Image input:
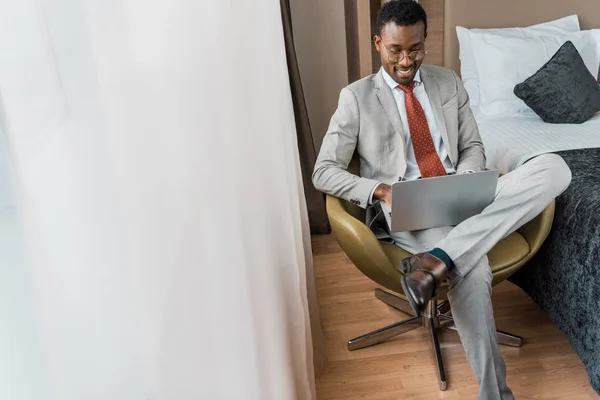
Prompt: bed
<box><xmin>443</xmin><ymin>0</ymin><xmax>600</xmax><ymax>393</ymax></box>
<box><xmin>476</xmin><ymin>112</ymin><xmax>600</xmax><ymax>173</ymax></box>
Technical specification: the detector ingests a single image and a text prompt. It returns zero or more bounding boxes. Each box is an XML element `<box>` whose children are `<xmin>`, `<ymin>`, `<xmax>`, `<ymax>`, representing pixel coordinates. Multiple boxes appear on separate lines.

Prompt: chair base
<box><xmin>347</xmin><ymin>288</ymin><xmax>523</xmax><ymax>391</ymax></box>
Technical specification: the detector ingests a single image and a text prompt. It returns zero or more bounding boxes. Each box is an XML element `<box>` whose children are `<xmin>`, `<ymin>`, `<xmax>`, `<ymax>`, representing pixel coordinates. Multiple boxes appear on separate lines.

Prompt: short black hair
<box><xmin>376</xmin><ymin>0</ymin><xmax>427</xmax><ymax>37</ymax></box>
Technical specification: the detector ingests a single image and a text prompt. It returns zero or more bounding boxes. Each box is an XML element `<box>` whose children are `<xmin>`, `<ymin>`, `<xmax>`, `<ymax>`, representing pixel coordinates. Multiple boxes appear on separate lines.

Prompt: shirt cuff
<box><xmin>368</xmin><ymin>183</ymin><xmax>381</xmax><ymax>205</ymax></box>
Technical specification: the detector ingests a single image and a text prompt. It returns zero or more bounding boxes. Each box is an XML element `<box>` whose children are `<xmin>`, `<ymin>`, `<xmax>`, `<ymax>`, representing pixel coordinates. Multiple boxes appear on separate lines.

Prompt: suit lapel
<box><xmin>420</xmin><ymin>67</ymin><xmax>451</xmax><ymax>160</ymax></box>
<box><xmin>374</xmin><ymin>69</ymin><xmax>405</xmax><ymax>141</ymax></box>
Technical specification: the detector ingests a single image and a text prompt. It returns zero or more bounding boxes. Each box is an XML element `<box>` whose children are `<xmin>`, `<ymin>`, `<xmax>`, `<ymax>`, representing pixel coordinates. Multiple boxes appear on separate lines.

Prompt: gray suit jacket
<box><xmin>313</xmin><ymin>65</ymin><xmax>485</xmax><ymax>213</ymax></box>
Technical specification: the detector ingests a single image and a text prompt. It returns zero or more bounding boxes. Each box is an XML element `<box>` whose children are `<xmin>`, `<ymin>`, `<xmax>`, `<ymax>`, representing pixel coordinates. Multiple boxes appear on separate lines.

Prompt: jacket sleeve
<box><xmin>312</xmin><ymin>87</ymin><xmax>380</xmax><ymax>209</ymax></box>
<box><xmin>452</xmin><ymin>70</ymin><xmax>486</xmax><ymax>173</ymax></box>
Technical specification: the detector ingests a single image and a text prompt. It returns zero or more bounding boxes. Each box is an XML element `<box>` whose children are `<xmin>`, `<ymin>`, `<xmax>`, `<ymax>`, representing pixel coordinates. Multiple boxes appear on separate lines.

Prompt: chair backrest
<box><xmin>326</xmin><ymin>193</ymin><xmax>406</xmax><ymax>294</ymax></box>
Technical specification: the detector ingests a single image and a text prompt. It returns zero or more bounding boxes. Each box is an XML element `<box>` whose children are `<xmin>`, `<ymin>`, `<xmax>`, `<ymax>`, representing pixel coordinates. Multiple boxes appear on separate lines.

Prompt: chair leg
<box><xmin>437</xmin><ymin>300</ymin><xmax>451</xmax><ymax>315</ymax></box>
<box><xmin>439</xmin><ymin>314</ymin><xmax>523</xmax><ymax>347</ymax></box>
<box><xmin>348</xmin><ymin>297</ymin><xmax>522</xmax><ymax>391</ymax></box>
<box><xmin>438</xmin><ymin>313</ymin><xmax>456</xmax><ymax>330</ymax></box>
<box><xmin>496</xmin><ymin>330</ymin><xmax>523</xmax><ymax>347</ymax></box>
<box><xmin>428</xmin><ymin>320</ymin><xmax>448</xmax><ymax>391</ymax></box>
<box><xmin>348</xmin><ymin>316</ymin><xmax>422</xmax><ymax>351</ymax></box>
<box><xmin>375</xmin><ymin>288</ymin><xmax>415</xmax><ymax>316</ymax></box>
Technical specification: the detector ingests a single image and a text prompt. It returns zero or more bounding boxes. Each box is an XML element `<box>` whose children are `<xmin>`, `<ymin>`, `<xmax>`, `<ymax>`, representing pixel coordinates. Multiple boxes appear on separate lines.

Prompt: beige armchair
<box><xmin>326</xmin><ymin>177</ymin><xmax>555</xmax><ymax>391</ymax></box>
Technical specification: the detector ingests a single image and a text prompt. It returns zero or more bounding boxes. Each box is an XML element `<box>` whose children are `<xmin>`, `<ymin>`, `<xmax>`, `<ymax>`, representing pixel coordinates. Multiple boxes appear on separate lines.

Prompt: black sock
<box><xmin>428</xmin><ymin>247</ymin><xmax>455</xmax><ymax>270</ymax></box>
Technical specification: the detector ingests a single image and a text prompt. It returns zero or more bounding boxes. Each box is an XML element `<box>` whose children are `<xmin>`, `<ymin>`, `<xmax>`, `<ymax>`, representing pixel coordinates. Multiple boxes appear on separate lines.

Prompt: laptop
<box><xmin>383</xmin><ymin>170</ymin><xmax>499</xmax><ymax>232</ymax></box>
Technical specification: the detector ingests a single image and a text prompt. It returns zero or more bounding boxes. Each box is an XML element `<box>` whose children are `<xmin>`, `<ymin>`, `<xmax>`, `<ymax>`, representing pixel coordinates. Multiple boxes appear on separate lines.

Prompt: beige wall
<box><xmin>290</xmin><ymin>0</ymin><xmax>348</xmax><ymax>153</ymax></box>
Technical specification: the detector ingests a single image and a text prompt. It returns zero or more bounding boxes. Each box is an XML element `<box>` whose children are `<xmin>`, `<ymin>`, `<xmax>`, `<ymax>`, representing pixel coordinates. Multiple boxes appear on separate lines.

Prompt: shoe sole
<box><xmin>400</xmin><ymin>275</ymin><xmax>422</xmax><ymax>317</ymax></box>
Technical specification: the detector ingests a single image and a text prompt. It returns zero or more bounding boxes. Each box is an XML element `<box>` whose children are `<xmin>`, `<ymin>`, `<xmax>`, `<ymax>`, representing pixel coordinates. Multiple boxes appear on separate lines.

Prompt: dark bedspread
<box><xmin>509</xmin><ymin>148</ymin><xmax>600</xmax><ymax>393</ymax></box>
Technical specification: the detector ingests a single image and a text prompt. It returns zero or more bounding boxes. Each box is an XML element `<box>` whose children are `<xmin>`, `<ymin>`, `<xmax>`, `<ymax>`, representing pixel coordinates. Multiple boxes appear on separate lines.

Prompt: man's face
<box><xmin>374</xmin><ymin>21</ymin><xmax>426</xmax><ymax>86</ymax></box>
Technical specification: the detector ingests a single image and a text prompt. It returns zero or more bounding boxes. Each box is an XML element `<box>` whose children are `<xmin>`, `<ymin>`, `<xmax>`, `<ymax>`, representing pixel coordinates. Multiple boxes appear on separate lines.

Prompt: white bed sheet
<box><xmin>473</xmin><ymin>109</ymin><xmax>600</xmax><ymax>174</ymax></box>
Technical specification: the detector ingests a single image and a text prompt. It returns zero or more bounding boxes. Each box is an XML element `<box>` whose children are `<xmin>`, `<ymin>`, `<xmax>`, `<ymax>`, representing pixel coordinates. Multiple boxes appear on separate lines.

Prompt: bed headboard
<box><xmin>443</xmin><ymin>0</ymin><xmax>600</xmax><ymax>75</ymax></box>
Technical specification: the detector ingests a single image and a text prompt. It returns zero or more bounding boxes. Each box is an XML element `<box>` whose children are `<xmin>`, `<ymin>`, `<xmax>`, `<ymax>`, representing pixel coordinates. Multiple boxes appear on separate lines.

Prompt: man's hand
<box><xmin>374</xmin><ymin>183</ymin><xmax>392</xmax><ymax>207</ymax></box>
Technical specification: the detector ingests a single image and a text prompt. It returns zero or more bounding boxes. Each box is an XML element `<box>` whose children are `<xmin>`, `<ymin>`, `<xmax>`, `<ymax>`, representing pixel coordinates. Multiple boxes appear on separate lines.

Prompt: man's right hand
<box><xmin>374</xmin><ymin>183</ymin><xmax>392</xmax><ymax>207</ymax></box>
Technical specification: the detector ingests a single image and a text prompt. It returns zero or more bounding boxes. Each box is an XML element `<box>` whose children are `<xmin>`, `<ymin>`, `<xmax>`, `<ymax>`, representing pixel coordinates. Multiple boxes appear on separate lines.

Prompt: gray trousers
<box><xmin>391</xmin><ymin>154</ymin><xmax>572</xmax><ymax>400</ymax></box>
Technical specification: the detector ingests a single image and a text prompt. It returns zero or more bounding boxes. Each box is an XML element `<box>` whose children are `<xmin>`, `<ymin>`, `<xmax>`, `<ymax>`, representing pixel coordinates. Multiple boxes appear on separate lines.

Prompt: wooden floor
<box><xmin>312</xmin><ymin>234</ymin><xmax>599</xmax><ymax>400</ymax></box>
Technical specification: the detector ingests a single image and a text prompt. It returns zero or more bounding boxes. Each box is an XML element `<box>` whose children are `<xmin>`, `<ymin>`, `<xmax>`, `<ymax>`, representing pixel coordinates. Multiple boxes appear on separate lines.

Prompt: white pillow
<box><xmin>471</xmin><ymin>30</ymin><xmax>600</xmax><ymax>116</ymax></box>
<box><xmin>456</xmin><ymin>15</ymin><xmax>580</xmax><ymax>106</ymax></box>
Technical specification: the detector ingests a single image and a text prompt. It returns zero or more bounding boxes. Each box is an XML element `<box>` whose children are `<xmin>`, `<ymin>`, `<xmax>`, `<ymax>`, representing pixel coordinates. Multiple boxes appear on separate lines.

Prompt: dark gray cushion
<box><xmin>514</xmin><ymin>41</ymin><xmax>600</xmax><ymax>124</ymax></box>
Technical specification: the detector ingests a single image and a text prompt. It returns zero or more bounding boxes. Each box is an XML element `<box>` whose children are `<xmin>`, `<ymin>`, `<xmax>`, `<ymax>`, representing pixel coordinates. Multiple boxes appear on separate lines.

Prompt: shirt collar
<box><xmin>381</xmin><ymin>67</ymin><xmax>422</xmax><ymax>90</ymax></box>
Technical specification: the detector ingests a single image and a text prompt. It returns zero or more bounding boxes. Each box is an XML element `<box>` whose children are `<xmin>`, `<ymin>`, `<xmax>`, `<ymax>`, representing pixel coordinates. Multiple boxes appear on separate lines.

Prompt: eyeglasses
<box><xmin>382</xmin><ymin>44</ymin><xmax>427</xmax><ymax>63</ymax></box>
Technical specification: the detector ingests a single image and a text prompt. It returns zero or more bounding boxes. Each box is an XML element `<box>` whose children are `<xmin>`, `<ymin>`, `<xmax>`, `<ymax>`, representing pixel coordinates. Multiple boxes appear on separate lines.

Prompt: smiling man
<box><xmin>312</xmin><ymin>1</ymin><xmax>572</xmax><ymax>399</ymax></box>
<box><xmin>377</xmin><ymin>15</ymin><xmax>424</xmax><ymax>85</ymax></box>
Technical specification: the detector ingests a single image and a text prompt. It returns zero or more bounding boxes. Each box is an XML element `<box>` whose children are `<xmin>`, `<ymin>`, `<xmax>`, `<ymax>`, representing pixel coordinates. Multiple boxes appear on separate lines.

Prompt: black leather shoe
<box><xmin>400</xmin><ymin>253</ymin><xmax>448</xmax><ymax>316</ymax></box>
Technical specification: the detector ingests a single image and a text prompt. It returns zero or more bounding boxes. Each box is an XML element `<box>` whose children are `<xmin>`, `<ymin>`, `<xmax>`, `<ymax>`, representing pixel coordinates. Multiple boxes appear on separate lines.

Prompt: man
<box><xmin>312</xmin><ymin>1</ymin><xmax>572</xmax><ymax>399</ymax></box>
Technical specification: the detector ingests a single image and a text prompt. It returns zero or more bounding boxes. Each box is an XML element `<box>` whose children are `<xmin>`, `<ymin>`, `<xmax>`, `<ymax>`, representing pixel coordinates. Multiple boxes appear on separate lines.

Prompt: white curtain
<box><xmin>0</xmin><ymin>0</ymin><xmax>317</xmax><ymax>399</ymax></box>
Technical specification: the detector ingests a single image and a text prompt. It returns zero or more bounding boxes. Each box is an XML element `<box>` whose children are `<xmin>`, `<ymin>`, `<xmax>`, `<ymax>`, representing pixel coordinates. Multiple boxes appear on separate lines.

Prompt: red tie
<box><xmin>398</xmin><ymin>82</ymin><xmax>447</xmax><ymax>178</ymax></box>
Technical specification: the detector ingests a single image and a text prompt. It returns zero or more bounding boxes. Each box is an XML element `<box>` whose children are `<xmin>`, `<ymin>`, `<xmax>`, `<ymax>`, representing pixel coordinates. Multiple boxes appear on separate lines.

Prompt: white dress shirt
<box><xmin>368</xmin><ymin>68</ymin><xmax>458</xmax><ymax>204</ymax></box>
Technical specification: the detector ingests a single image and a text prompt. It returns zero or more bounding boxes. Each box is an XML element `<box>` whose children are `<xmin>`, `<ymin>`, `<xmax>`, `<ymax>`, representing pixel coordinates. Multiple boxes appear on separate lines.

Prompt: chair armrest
<box><xmin>326</xmin><ymin>195</ymin><xmax>402</xmax><ymax>287</ymax></box>
<box><xmin>516</xmin><ymin>200</ymin><xmax>555</xmax><ymax>254</ymax></box>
